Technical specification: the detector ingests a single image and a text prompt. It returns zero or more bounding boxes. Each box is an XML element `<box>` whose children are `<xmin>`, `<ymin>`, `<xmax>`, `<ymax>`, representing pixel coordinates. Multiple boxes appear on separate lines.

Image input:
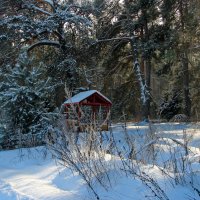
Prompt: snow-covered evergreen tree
<box><xmin>158</xmin><ymin>90</ymin><xmax>182</xmax><ymax>121</ymax></box>
<box><xmin>0</xmin><ymin>53</ymin><xmax>60</xmax><ymax>148</ymax></box>
<box><xmin>0</xmin><ymin>0</ymin><xmax>93</xmax><ymax>90</ymax></box>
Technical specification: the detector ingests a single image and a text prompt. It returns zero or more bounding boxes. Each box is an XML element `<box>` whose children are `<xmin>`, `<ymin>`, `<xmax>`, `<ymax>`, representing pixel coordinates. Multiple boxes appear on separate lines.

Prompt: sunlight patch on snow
<box><xmin>0</xmin><ymin>180</ymin><xmax>29</xmax><ymax>200</ymax></box>
<box><xmin>0</xmin><ymin>148</ymin><xmax>87</xmax><ymax>200</ymax></box>
<box><xmin>127</xmin><ymin>125</ymin><xmax>149</xmax><ymax>130</ymax></box>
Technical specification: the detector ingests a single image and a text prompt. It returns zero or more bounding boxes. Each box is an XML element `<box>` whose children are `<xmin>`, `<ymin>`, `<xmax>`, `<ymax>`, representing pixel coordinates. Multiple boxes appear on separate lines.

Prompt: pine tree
<box><xmin>0</xmin><ymin>53</ymin><xmax>60</xmax><ymax>148</ymax></box>
<box><xmin>158</xmin><ymin>0</ymin><xmax>199</xmax><ymax>118</ymax></box>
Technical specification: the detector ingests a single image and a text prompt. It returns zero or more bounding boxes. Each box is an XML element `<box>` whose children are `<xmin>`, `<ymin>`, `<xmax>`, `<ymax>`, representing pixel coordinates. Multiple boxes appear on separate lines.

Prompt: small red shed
<box><xmin>64</xmin><ymin>90</ymin><xmax>112</xmax><ymax>131</ymax></box>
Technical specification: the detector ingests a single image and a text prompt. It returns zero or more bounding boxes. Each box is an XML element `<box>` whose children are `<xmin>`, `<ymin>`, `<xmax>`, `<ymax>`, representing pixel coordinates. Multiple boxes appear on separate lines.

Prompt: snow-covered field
<box><xmin>0</xmin><ymin>122</ymin><xmax>200</xmax><ymax>200</ymax></box>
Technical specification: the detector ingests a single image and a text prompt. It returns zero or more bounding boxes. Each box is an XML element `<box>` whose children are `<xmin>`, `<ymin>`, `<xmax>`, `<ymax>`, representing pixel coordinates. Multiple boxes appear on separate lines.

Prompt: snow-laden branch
<box><xmin>24</xmin><ymin>30</ymin><xmax>64</xmax><ymax>42</ymax></box>
<box><xmin>65</xmin><ymin>5</ymin><xmax>82</xmax><ymax>12</ymax></box>
<box><xmin>27</xmin><ymin>40</ymin><xmax>60</xmax><ymax>52</ymax></box>
<box><xmin>24</xmin><ymin>4</ymin><xmax>52</xmax><ymax>16</ymax></box>
<box><xmin>32</xmin><ymin>5</ymin><xmax>52</xmax><ymax>16</ymax></box>
<box><xmin>96</xmin><ymin>36</ymin><xmax>135</xmax><ymax>43</ymax></box>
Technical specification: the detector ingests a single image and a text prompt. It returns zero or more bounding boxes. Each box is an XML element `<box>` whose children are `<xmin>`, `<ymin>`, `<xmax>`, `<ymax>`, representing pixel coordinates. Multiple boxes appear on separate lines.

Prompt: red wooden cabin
<box><xmin>64</xmin><ymin>90</ymin><xmax>112</xmax><ymax>131</ymax></box>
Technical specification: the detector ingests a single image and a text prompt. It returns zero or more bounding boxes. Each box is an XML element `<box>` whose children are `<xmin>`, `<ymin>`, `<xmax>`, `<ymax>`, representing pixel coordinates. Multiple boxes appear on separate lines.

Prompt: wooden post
<box><xmin>77</xmin><ymin>105</ymin><xmax>81</xmax><ymax>132</ymax></box>
<box><xmin>65</xmin><ymin>106</ymin><xmax>68</xmax><ymax>118</ymax></box>
<box><xmin>92</xmin><ymin>106</ymin><xmax>96</xmax><ymax>122</ymax></box>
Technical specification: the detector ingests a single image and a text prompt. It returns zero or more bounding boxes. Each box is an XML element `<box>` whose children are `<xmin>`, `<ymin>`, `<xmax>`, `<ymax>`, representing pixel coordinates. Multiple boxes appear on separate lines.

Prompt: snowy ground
<box><xmin>0</xmin><ymin>122</ymin><xmax>200</xmax><ymax>200</ymax></box>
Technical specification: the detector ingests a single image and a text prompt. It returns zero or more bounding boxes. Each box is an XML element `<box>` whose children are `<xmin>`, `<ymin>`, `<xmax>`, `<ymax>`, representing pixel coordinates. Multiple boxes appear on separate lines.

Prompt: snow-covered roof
<box><xmin>64</xmin><ymin>90</ymin><xmax>112</xmax><ymax>104</ymax></box>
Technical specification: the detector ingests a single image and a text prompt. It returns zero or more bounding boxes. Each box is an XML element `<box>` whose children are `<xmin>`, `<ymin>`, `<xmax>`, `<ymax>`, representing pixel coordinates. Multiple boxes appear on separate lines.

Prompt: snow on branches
<box><xmin>0</xmin><ymin>55</ymin><xmax>60</xmax><ymax>138</ymax></box>
<box><xmin>0</xmin><ymin>0</ymin><xmax>92</xmax><ymax>51</ymax></box>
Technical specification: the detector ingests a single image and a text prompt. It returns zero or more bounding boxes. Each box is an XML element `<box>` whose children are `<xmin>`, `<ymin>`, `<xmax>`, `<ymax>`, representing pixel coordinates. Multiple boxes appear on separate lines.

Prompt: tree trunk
<box><xmin>143</xmin><ymin>12</ymin><xmax>151</xmax><ymax>120</ymax></box>
<box><xmin>144</xmin><ymin>58</ymin><xmax>151</xmax><ymax>119</ymax></box>
<box><xmin>180</xmin><ymin>0</ymin><xmax>191</xmax><ymax>116</ymax></box>
<box><xmin>182</xmin><ymin>53</ymin><xmax>191</xmax><ymax>116</ymax></box>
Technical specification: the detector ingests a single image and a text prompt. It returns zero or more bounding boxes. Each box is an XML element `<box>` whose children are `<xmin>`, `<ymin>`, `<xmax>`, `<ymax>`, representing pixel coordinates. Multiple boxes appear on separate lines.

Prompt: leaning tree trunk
<box><xmin>96</xmin><ymin>36</ymin><xmax>151</xmax><ymax>120</ymax></box>
<box><xmin>131</xmin><ymin>39</ymin><xmax>150</xmax><ymax>120</ymax></box>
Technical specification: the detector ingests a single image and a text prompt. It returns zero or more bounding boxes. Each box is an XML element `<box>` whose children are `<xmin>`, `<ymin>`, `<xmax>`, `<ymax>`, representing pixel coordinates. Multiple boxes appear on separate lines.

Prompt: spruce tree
<box><xmin>0</xmin><ymin>53</ymin><xmax>59</xmax><ymax>148</ymax></box>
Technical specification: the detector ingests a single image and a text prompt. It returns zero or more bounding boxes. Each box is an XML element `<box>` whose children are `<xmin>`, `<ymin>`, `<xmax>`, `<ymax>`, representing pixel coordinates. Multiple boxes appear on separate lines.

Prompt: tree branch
<box><xmin>27</xmin><ymin>40</ymin><xmax>60</xmax><ymax>52</ymax></box>
<box><xmin>29</xmin><ymin>30</ymin><xmax>63</xmax><ymax>42</ymax></box>
<box><xmin>53</xmin><ymin>31</ymin><xmax>64</xmax><ymax>41</ymax></box>
<box><xmin>65</xmin><ymin>5</ymin><xmax>81</xmax><ymax>12</ymax></box>
<box><xmin>97</xmin><ymin>36</ymin><xmax>134</xmax><ymax>43</ymax></box>
<box><xmin>24</xmin><ymin>4</ymin><xmax>52</xmax><ymax>16</ymax></box>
